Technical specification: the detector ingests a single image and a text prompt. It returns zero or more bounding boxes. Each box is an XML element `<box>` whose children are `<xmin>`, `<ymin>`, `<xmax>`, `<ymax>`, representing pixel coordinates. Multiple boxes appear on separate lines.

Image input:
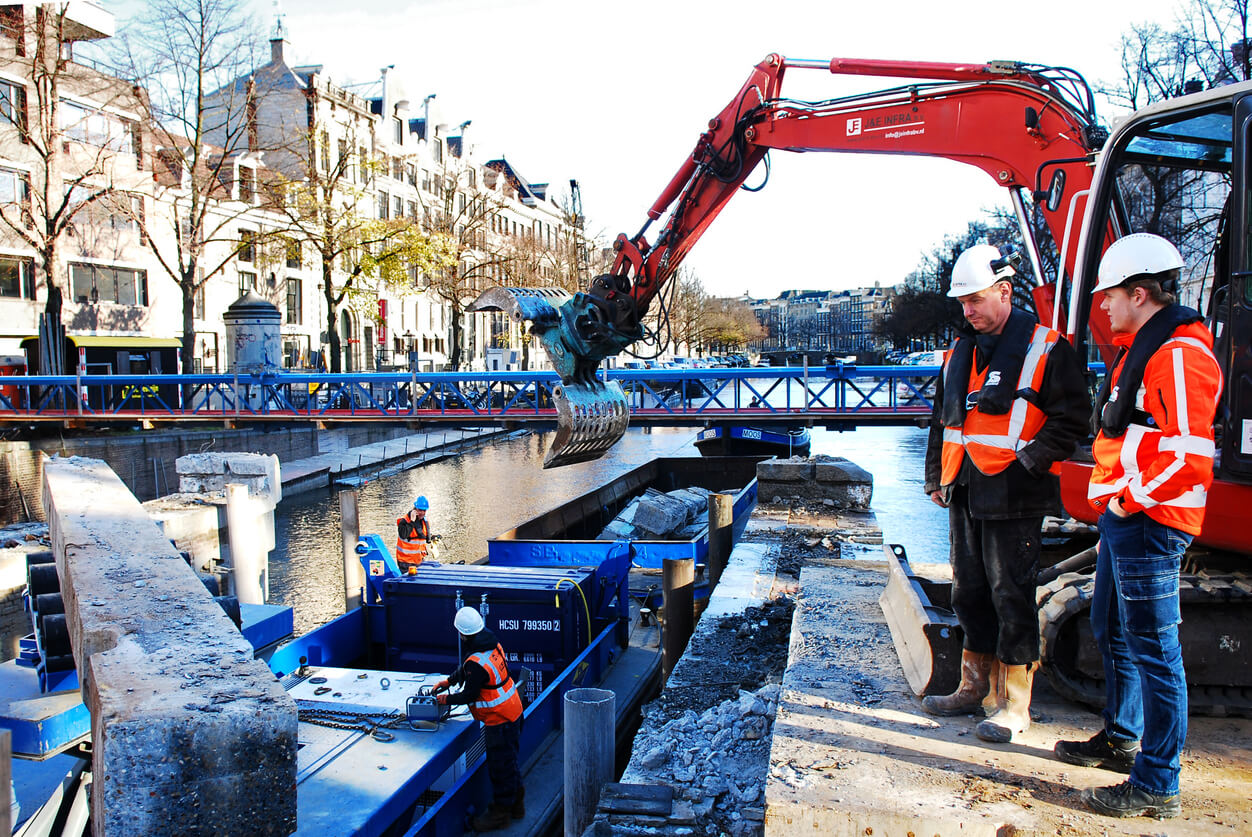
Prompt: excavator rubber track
<box><xmin>1039</xmin><ymin>570</ymin><xmax>1252</xmax><ymax>717</ymax></box>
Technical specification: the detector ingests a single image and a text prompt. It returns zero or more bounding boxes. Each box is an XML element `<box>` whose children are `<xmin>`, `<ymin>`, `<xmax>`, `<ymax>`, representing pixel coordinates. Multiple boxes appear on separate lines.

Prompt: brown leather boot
<box><xmin>511</xmin><ymin>786</ymin><xmax>525</xmax><ymax>819</ymax></box>
<box><xmin>921</xmin><ymin>650</ymin><xmax>994</xmax><ymax>716</ymax></box>
<box><xmin>982</xmin><ymin>658</ymin><xmax>1004</xmax><ymax>716</ymax></box>
<box><xmin>976</xmin><ymin>662</ymin><xmax>1037</xmax><ymax>742</ymax></box>
<box><xmin>470</xmin><ymin>802</ymin><xmax>511</xmax><ymax>832</ymax></box>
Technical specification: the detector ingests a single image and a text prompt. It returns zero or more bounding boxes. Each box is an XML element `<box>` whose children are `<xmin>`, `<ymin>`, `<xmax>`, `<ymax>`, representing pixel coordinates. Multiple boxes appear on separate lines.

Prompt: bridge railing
<box><xmin>0</xmin><ymin>364</ymin><xmax>941</xmax><ymax>422</ymax></box>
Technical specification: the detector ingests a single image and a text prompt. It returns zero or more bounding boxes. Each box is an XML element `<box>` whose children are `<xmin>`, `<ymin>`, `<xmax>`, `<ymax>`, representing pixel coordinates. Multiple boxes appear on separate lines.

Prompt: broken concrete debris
<box><xmin>598</xmin><ymin>486</ymin><xmax>715</xmax><ymax>541</ymax></box>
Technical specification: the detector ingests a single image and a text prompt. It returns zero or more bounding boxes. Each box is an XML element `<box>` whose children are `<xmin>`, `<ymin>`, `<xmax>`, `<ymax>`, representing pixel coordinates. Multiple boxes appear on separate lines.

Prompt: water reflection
<box><xmin>269</xmin><ymin>422</ymin><xmax>946</xmax><ymax>636</ymax></box>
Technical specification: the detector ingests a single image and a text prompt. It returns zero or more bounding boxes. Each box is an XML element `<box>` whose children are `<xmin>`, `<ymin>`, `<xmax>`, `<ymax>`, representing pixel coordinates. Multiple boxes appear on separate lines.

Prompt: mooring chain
<box><xmin>298</xmin><ymin>707</ymin><xmax>406</xmax><ymax>742</ymax></box>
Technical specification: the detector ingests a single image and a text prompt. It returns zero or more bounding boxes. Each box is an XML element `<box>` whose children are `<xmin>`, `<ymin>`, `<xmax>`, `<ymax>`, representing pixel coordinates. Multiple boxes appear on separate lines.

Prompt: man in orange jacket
<box><xmin>395</xmin><ymin>495</ymin><xmax>432</xmax><ymax>573</ymax></box>
<box><xmin>922</xmin><ymin>244</ymin><xmax>1089</xmax><ymax>743</ymax></box>
<box><xmin>1055</xmin><ymin>233</ymin><xmax>1221</xmax><ymax>819</ymax></box>
<box><xmin>433</xmin><ymin>606</ymin><xmax>524</xmax><ymax>831</ymax></box>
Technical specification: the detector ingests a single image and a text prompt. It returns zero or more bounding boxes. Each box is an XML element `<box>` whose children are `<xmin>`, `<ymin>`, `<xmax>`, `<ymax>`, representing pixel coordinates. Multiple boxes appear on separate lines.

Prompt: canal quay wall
<box><xmin>587</xmin><ymin>456</ymin><xmax>1252</xmax><ymax>837</ymax></box>
<box><xmin>0</xmin><ymin>423</ymin><xmax>503</xmax><ymax>526</ymax></box>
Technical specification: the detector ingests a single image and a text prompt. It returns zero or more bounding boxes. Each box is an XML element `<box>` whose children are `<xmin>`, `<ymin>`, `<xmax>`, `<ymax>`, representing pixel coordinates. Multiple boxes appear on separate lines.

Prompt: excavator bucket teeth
<box><xmin>546</xmin><ymin>381</ymin><xmax>630</xmax><ymax>469</ymax></box>
<box><xmin>468</xmin><ymin>286</ymin><xmax>571</xmax><ymax>327</ymax></box>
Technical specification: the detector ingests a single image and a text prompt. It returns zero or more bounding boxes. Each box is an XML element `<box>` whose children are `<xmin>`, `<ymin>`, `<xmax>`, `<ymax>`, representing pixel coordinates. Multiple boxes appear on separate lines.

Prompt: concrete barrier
<box><xmin>757</xmin><ymin>455</ymin><xmax>872</xmax><ymax>508</ymax></box>
<box><xmin>42</xmin><ymin>456</ymin><xmax>297</xmax><ymax>837</ymax></box>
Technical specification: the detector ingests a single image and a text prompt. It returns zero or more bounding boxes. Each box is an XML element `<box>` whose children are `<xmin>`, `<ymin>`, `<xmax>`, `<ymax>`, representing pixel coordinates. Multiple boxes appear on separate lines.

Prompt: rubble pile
<box><xmin>623</xmin><ymin>683</ymin><xmax>781</xmax><ymax>837</ymax></box>
<box><xmin>598</xmin><ymin>486</ymin><xmax>715</xmax><ymax>541</ymax></box>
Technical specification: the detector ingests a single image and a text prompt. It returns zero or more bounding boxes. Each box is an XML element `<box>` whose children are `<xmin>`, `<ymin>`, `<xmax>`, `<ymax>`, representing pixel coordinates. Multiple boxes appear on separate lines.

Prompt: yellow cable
<box><xmin>554</xmin><ymin>578</ymin><xmax>592</xmax><ymax>647</ymax></box>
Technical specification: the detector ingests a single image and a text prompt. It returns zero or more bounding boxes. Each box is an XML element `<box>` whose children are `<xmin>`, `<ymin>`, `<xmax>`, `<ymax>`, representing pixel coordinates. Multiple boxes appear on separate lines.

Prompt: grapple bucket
<box><xmin>469</xmin><ymin>286</ymin><xmax>633</xmax><ymax>468</ymax></box>
<box><xmin>546</xmin><ymin>380</ymin><xmax>630</xmax><ymax>468</ymax></box>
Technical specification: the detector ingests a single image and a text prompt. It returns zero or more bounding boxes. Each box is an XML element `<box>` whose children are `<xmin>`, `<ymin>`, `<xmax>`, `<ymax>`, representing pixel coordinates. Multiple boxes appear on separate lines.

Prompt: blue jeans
<box><xmin>1091</xmin><ymin>510</ymin><xmax>1191</xmax><ymax>796</ymax></box>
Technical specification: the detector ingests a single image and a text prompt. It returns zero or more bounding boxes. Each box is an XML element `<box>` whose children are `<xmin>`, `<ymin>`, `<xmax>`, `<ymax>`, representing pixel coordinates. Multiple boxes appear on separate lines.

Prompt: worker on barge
<box><xmin>923</xmin><ymin>244</ymin><xmax>1089</xmax><ymax>742</ymax></box>
<box><xmin>395</xmin><ymin>495</ymin><xmax>435</xmax><ymax>573</ymax></box>
<box><xmin>434</xmin><ymin>606</ymin><xmax>525</xmax><ymax>831</ymax></box>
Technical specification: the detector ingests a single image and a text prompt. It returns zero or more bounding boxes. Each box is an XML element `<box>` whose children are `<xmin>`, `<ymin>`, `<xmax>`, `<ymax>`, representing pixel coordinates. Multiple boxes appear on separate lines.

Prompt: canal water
<box><xmin>270</xmin><ymin>423</ymin><xmax>947</xmax><ymax>636</ymax></box>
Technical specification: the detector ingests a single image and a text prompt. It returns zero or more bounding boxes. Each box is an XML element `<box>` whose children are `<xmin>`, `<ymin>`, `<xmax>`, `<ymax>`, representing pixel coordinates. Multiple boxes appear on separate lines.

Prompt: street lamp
<box><xmin>404</xmin><ymin>330</ymin><xmax>416</xmax><ymax>372</ymax></box>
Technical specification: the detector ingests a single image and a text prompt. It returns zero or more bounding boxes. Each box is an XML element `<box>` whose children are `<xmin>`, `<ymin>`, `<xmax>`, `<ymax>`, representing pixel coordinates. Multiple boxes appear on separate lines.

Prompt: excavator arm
<box><xmin>472</xmin><ymin>55</ymin><xmax>1110</xmax><ymax>467</ymax></box>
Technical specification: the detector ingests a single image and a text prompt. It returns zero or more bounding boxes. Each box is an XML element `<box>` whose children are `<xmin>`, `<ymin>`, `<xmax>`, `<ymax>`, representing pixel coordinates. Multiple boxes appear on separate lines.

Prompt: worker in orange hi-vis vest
<box><xmin>395</xmin><ymin>495</ymin><xmax>433</xmax><ymax>574</ymax></box>
<box><xmin>922</xmin><ymin>244</ymin><xmax>1089</xmax><ymax>744</ymax></box>
<box><xmin>433</xmin><ymin>607</ymin><xmax>525</xmax><ymax>832</ymax></box>
<box><xmin>1054</xmin><ymin>233</ymin><xmax>1221</xmax><ymax>820</ymax></box>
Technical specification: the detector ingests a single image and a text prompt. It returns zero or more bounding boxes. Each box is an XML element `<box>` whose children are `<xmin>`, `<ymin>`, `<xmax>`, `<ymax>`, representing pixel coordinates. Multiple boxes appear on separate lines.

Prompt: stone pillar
<box><xmin>43</xmin><ymin>456</ymin><xmax>297</xmax><ymax>836</ymax></box>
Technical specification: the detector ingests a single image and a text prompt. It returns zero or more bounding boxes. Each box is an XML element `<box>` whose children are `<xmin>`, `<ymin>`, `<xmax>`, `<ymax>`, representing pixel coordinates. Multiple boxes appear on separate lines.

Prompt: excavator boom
<box><xmin>472</xmin><ymin>55</ymin><xmax>1107</xmax><ymax>467</ymax></box>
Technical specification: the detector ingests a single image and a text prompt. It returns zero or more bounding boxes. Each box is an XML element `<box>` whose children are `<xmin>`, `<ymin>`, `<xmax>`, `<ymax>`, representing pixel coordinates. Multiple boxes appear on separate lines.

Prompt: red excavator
<box><xmin>472</xmin><ymin>56</ymin><xmax>1252</xmax><ymax>712</ymax></box>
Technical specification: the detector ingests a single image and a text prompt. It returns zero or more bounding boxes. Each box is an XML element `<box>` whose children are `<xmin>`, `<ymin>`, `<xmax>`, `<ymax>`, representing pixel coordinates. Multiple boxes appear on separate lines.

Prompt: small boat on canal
<box><xmin>693</xmin><ymin>424</ymin><xmax>812</xmax><ymax>458</ymax></box>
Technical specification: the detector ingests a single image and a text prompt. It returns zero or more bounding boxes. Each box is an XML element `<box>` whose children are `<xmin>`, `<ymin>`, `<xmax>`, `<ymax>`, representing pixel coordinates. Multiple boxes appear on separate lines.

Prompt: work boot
<box><xmin>921</xmin><ymin>650</ymin><xmax>994</xmax><ymax>716</ymax></box>
<box><xmin>1083</xmin><ymin>781</ymin><xmax>1180</xmax><ymax>819</ymax></box>
<box><xmin>470</xmin><ymin>802</ymin><xmax>511</xmax><ymax>832</ymax></box>
<box><xmin>1055</xmin><ymin>730</ymin><xmax>1140</xmax><ymax>773</ymax></box>
<box><xmin>975</xmin><ymin>662</ymin><xmax>1036</xmax><ymax>742</ymax></box>
<box><xmin>981</xmin><ymin>658</ymin><xmax>1003</xmax><ymax>716</ymax></box>
<box><xmin>511</xmin><ymin>786</ymin><xmax>525</xmax><ymax>819</ymax></box>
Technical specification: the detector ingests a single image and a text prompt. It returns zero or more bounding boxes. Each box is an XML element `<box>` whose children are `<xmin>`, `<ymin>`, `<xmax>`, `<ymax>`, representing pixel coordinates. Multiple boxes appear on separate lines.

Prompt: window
<box><xmin>406</xmin><ymin>163</ymin><xmax>416</xmax><ymax>186</ymax></box>
<box><xmin>239</xmin><ymin>166</ymin><xmax>256</xmax><ymax>202</ymax></box>
<box><xmin>194</xmin><ymin>279</ymin><xmax>205</xmax><ymax>320</ymax></box>
<box><xmin>392</xmin><ymin>157</ymin><xmax>402</xmax><ymax>180</ymax></box>
<box><xmin>467</xmin><ymin>168</ymin><xmax>476</xmax><ymax>188</ymax></box>
<box><xmin>238</xmin><ymin>271</ymin><xmax>256</xmax><ymax>293</ymax></box>
<box><xmin>0</xmin><ymin>167</ymin><xmax>29</xmax><ymax>204</ymax></box>
<box><xmin>433</xmin><ymin>139</ymin><xmax>442</xmax><ymax>163</ymax></box>
<box><xmin>69</xmin><ymin>263</ymin><xmax>147</xmax><ymax>305</ymax></box>
<box><xmin>406</xmin><ymin>200</ymin><xmax>416</xmax><ymax>219</ymax></box>
<box><xmin>285</xmin><ymin>238</ymin><xmax>301</xmax><ymax>268</ymax></box>
<box><xmin>320</xmin><ymin>130</ymin><xmax>331</xmax><ymax>172</ymax></box>
<box><xmin>0</xmin><ymin>255</ymin><xmax>34</xmax><ymax>299</ymax></box>
<box><xmin>58</xmin><ymin>99</ymin><xmax>133</xmax><ymax>154</ymax></box>
<box><xmin>238</xmin><ymin>230</ymin><xmax>255</xmax><ymax>262</ymax></box>
<box><xmin>420</xmin><ymin>169</ymin><xmax>431</xmax><ymax>191</ymax></box>
<box><xmin>0</xmin><ymin>79</ymin><xmax>26</xmax><ymax>133</ymax></box>
<box><xmin>285</xmin><ymin>278</ymin><xmax>301</xmax><ymax>324</ymax></box>
<box><xmin>394</xmin><ymin>195</ymin><xmax>403</xmax><ymax>218</ymax></box>
<box><xmin>337</xmin><ymin>139</ymin><xmax>348</xmax><ymax>174</ymax></box>
<box><xmin>377</xmin><ymin>191</ymin><xmax>389</xmax><ymax>219</ymax></box>
<box><xmin>393</xmin><ymin>117</ymin><xmax>403</xmax><ymax>145</ymax></box>
<box><xmin>359</xmin><ymin>147</ymin><xmax>370</xmax><ymax>184</ymax></box>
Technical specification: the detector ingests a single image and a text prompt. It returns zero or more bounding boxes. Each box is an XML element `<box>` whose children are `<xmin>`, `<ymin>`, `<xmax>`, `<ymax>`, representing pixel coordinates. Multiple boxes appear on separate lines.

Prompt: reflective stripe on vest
<box><xmin>940</xmin><ymin>325</ymin><xmax>1060</xmax><ymax>485</ymax></box>
<box><xmin>466</xmin><ymin>644</ymin><xmax>523</xmax><ymax>724</ymax></box>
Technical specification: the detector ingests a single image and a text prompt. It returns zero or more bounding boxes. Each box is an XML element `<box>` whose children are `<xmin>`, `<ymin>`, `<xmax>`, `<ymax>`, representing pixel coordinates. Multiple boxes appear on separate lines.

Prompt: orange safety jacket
<box><xmin>940</xmin><ymin>324</ymin><xmax>1063</xmax><ymax>485</ymax></box>
<box><xmin>465</xmin><ymin>643</ymin><xmax>523</xmax><ymax>725</ymax></box>
<box><xmin>395</xmin><ymin>511</ymin><xmax>430</xmax><ymax>568</ymax></box>
<box><xmin>1089</xmin><ymin>321</ymin><xmax>1222</xmax><ymax>535</ymax></box>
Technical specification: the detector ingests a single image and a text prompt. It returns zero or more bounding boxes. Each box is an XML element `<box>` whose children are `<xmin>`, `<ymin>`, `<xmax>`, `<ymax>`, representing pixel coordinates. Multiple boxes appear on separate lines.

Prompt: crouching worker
<box><xmin>433</xmin><ymin>606</ymin><xmax>525</xmax><ymax>831</ymax></box>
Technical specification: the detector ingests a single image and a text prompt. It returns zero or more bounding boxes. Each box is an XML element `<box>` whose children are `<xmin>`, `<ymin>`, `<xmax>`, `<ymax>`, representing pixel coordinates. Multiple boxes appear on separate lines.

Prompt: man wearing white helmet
<box><xmin>432</xmin><ymin>606</ymin><xmax>524</xmax><ymax>831</ymax></box>
<box><xmin>1055</xmin><ymin>233</ymin><xmax>1221</xmax><ymax>819</ymax></box>
<box><xmin>923</xmin><ymin>244</ymin><xmax>1089</xmax><ymax>745</ymax></box>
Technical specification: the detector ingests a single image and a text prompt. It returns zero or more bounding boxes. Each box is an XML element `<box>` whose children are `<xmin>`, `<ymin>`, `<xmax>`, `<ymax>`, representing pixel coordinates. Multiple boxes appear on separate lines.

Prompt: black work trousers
<box><xmin>484</xmin><ymin>717</ymin><xmax>522</xmax><ymax>806</ymax></box>
<box><xmin>947</xmin><ymin>484</ymin><xmax>1042</xmax><ymax>665</ymax></box>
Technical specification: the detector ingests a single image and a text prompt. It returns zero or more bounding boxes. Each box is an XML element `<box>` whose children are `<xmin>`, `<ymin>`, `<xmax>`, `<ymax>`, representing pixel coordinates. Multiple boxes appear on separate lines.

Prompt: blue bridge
<box><xmin>0</xmin><ymin>365</ymin><xmax>939</xmax><ymax>427</ymax></box>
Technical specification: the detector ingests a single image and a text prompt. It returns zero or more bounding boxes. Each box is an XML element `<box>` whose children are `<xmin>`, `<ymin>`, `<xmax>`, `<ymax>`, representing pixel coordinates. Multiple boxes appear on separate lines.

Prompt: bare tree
<box><xmin>423</xmin><ymin>157</ymin><xmax>514</xmax><ymax>370</ymax></box>
<box><xmin>111</xmin><ymin>0</ymin><xmax>271</xmax><ymax>375</ymax></box>
<box><xmin>0</xmin><ymin>5</ymin><xmax>141</xmax><ymax>373</ymax></box>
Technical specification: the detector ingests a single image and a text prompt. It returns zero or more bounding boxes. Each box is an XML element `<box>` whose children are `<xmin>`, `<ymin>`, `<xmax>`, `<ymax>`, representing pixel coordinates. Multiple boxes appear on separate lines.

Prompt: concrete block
<box><xmin>175</xmin><ymin>454</ymin><xmax>227</xmax><ymax>475</ymax></box>
<box><xmin>756</xmin><ymin>458</ymin><xmax>814</xmax><ymax>483</ymax></box>
<box><xmin>634</xmin><ymin>490</ymin><xmax>690</xmax><ymax>537</ymax></box>
<box><xmin>814</xmin><ymin>456</ymin><xmax>872</xmax><ymax>486</ymax></box>
<box><xmin>42</xmin><ymin>456</ymin><xmax>297</xmax><ymax>836</ymax></box>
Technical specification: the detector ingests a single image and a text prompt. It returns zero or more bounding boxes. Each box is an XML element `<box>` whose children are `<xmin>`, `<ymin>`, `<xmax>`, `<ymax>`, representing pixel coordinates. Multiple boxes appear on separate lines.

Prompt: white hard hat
<box><xmin>947</xmin><ymin>244</ymin><xmax>1017</xmax><ymax>297</ymax></box>
<box><xmin>454</xmin><ymin>606</ymin><xmax>484</xmax><ymax>635</ymax></box>
<box><xmin>1093</xmin><ymin>233</ymin><xmax>1184</xmax><ymax>294</ymax></box>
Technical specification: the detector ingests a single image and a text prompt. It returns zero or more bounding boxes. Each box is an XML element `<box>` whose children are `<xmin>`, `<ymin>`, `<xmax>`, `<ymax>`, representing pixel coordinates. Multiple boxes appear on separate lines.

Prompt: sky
<box><xmin>112</xmin><ymin>0</ymin><xmax>1187</xmax><ymax>299</ymax></box>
